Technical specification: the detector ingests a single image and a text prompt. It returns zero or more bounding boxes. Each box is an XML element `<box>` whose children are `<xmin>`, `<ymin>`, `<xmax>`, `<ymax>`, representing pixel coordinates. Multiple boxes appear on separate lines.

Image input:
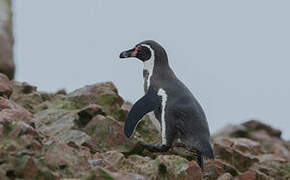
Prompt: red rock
<box><xmin>243</xmin><ymin>120</ymin><xmax>281</xmax><ymax>138</ymax></box>
<box><xmin>232</xmin><ymin>138</ymin><xmax>262</xmax><ymax>155</ymax></box>
<box><xmin>186</xmin><ymin>161</ymin><xmax>202</xmax><ymax>180</ymax></box>
<box><xmin>44</xmin><ymin>139</ymin><xmax>89</xmax><ymax>173</ymax></box>
<box><xmin>237</xmin><ymin>170</ymin><xmax>256</xmax><ymax>180</ymax></box>
<box><xmin>0</xmin><ymin>9</ymin><xmax>15</xmax><ymax>80</ymax></box>
<box><xmin>84</xmin><ymin>115</ymin><xmax>134</xmax><ymax>152</ymax></box>
<box><xmin>0</xmin><ymin>73</ymin><xmax>12</xmax><ymax>98</ymax></box>
<box><xmin>68</xmin><ymin>82</ymin><xmax>123</xmax><ymax>106</ymax></box>
<box><xmin>217</xmin><ymin>173</ymin><xmax>233</xmax><ymax>180</ymax></box>
<box><xmin>76</xmin><ymin>104</ymin><xmax>105</xmax><ymax>127</ymax></box>
<box><xmin>271</xmin><ymin>143</ymin><xmax>289</xmax><ymax>160</ymax></box>
<box><xmin>237</xmin><ymin>169</ymin><xmax>270</xmax><ymax>180</ymax></box>
<box><xmin>205</xmin><ymin>159</ymin><xmax>238</xmax><ymax>179</ymax></box>
<box><xmin>23</xmin><ymin>157</ymin><xmax>39</xmax><ymax>179</ymax></box>
<box><xmin>214</xmin><ymin>124</ymin><xmax>248</xmax><ymax>138</ymax></box>
<box><xmin>213</xmin><ymin>137</ymin><xmax>259</xmax><ymax>172</ymax></box>
<box><xmin>0</xmin><ymin>97</ymin><xmax>33</xmax><ymax>123</ymax></box>
<box><xmin>120</xmin><ymin>101</ymin><xmax>132</xmax><ymax>120</ymax></box>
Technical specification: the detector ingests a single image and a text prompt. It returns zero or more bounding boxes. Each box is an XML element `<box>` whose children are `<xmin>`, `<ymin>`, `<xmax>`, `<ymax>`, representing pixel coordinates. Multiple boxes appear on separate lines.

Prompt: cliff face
<box><xmin>0</xmin><ymin>0</ymin><xmax>14</xmax><ymax>80</ymax></box>
<box><xmin>0</xmin><ymin>74</ymin><xmax>289</xmax><ymax>180</ymax></box>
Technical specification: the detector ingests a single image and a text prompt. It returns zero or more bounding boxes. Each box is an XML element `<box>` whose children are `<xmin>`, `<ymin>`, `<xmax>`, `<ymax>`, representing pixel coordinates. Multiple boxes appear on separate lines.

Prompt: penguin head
<box><xmin>120</xmin><ymin>40</ymin><xmax>168</xmax><ymax>64</ymax></box>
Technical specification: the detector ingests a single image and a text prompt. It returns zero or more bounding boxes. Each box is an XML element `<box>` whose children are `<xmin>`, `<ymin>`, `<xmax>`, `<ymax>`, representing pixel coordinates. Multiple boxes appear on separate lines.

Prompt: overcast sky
<box><xmin>13</xmin><ymin>0</ymin><xmax>290</xmax><ymax>139</ymax></box>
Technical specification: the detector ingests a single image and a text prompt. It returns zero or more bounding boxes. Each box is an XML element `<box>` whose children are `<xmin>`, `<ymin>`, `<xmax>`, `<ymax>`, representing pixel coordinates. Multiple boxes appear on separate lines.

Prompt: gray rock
<box><xmin>0</xmin><ymin>0</ymin><xmax>14</xmax><ymax>79</ymax></box>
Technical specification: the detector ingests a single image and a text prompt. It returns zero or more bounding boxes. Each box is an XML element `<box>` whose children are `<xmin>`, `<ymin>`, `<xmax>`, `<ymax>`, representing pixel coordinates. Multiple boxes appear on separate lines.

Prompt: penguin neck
<box><xmin>143</xmin><ymin>55</ymin><xmax>155</xmax><ymax>93</ymax></box>
<box><xmin>143</xmin><ymin>56</ymin><xmax>170</xmax><ymax>93</ymax></box>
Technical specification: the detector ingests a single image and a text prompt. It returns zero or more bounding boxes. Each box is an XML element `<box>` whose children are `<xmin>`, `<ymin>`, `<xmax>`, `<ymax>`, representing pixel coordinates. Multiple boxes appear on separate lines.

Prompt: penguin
<box><xmin>119</xmin><ymin>40</ymin><xmax>214</xmax><ymax>168</ymax></box>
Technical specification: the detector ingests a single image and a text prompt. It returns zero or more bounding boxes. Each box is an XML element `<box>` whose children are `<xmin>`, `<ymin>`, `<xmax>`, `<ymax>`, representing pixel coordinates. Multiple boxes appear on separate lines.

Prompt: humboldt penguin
<box><xmin>119</xmin><ymin>40</ymin><xmax>214</xmax><ymax>168</ymax></box>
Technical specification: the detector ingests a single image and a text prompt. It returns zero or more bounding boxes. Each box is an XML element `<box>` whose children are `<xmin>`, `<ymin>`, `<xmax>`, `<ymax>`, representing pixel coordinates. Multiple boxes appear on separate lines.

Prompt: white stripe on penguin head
<box><xmin>142</xmin><ymin>44</ymin><xmax>155</xmax><ymax>90</ymax></box>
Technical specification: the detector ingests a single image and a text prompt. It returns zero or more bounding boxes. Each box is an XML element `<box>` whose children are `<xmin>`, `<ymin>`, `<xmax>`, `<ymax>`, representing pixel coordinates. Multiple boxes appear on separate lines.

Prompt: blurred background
<box><xmin>4</xmin><ymin>1</ymin><xmax>290</xmax><ymax>138</ymax></box>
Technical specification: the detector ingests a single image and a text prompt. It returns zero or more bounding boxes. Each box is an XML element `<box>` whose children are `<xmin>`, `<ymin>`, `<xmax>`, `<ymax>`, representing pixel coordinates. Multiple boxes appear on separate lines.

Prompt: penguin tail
<box><xmin>201</xmin><ymin>142</ymin><xmax>214</xmax><ymax>159</ymax></box>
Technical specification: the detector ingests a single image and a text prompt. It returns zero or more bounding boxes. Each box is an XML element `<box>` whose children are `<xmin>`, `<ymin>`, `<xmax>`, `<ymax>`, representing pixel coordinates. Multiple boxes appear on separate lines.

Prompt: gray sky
<box><xmin>14</xmin><ymin>0</ymin><xmax>290</xmax><ymax>139</ymax></box>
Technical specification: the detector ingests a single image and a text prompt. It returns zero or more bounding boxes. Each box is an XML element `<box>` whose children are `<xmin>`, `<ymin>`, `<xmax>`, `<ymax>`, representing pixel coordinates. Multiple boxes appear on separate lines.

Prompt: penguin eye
<box><xmin>138</xmin><ymin>46</ymin><xmax>151</xmax><ymax>61</ymax></box>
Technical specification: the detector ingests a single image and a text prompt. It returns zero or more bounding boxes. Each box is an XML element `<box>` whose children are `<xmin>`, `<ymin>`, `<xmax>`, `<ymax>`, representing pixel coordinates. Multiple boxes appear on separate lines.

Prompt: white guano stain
<box><xmin>158</xmin><ymin>88</ymin><xmax>168</xmax><ymax>145</ymax></box>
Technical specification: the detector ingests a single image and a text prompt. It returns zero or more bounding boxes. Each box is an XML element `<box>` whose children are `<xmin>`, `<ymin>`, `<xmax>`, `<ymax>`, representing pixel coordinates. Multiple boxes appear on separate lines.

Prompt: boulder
<box><xmin>0</xmin><ymin>0</ymin><xmax>14</xmax><ymax>80</ymax></box>
<box><xmin>0</xmin><ymin>73</ymin><xmax>12</xmax><ymax>98</ymax></box>
<box><xmin>217</xmin><ymin>173</ymin><xmax>233</xmax><ymax>180</ymax></box>
<box><xmin>0</xmin><ymin>97</ymin><xmax>33</xmax><ymax>123</ymax></box>
<box><xmin>213</xmin><ymin>137</ymin><xmax>259</xmax><ymax>172</ymax></box>
<box><xmin>204</xmin><ymin>159</ymin><xmax>238</xmax><ymax>179</ymax></box>
<box><xmin>242</xmin><ymin>120</ymin><xmax>281</xmax><ymax>138</ymax></box>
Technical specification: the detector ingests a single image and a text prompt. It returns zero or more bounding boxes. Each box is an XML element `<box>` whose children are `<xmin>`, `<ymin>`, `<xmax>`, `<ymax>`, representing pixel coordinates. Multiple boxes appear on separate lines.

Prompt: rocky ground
<box><xmin>0</xmin><ymin>73</ymin><xmax>289</xmax><ymax>180</ymax></box>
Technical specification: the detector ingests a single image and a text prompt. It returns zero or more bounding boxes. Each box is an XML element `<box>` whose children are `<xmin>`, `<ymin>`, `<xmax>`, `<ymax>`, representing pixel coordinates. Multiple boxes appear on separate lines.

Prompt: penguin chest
<box><xmin>143</xmin><ymin>70</ymin><xmax>150</xmax><ymax>93</ymax></box>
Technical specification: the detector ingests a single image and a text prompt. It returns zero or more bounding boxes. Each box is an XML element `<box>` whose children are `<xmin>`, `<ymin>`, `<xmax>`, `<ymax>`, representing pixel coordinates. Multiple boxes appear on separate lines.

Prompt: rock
<box><xmin>231</xmin><ymin>138</ymin><xmax>262</xmax><ymax>155</ymax></box>
<box><xmin>271</xmin><ymin>143</ymin><xmax>289</xmax><ymax>160</ymax></box>
<box><xmin>243</xmin><ymin>120</ymin><xmax>281</xmax><ymax>138</ymax></box>
<box><xmin>0</xmin><ymin>97</ymin><xmax>33</xmax><ymax>123</ymax></box>
<box><xmin>204</xmin><ymin>159</ymin><xmax>238</xmax><ymax>179</ymax></box>
<box><xmin>251</xmin><ymin>154</ymin><xmax>287</xmax><ymax>177</ymax></box>
<box><xmin>1</xmin><ymin>79</ymin><xmax>289</xmax><ymax>179</ymax></box>
<box><xmin>34</xmin><ymin>109</ymin><xmax>92</xmax><ymax>148</ymax></box>
<box><xmin>10</xmin><ymin>81</ymin><xmax>57</xmax><ymax>113</ymax></box>
<box><xmin>87</xmin><ymin>167</ymin><xmax>146</xmax><ymax>180</ymax></box>
<box><xmin>68</xmin><ymin>82</ymin><xmax>122</xmax><ymax>107</ymax></box>
<box><xmin>274</xmin><ymin>163</ymin><xmax>290</xmax><ymax>180</ymax></box>
<box><xmin>0</xmin><ymin>73</ymin><xmax>12</xmax><ymax>98</ymax></box>
<box><xmin>84</xmin><ymin>115</ymin><xmax>135</xmax><ymax>153</ymax></box>
<box><xmin>76</xmin><ymin>104</ymin><xmax>105</xmax><ymax>127</ymax></box>
<box><xmin>213</xmin><ymin>137</ymin><xmax>259</xmax><ymax>172</ymax></box>
<box><xmin>237</xmin><ymin>170</ymin><xmax>256</xmax><ymax>180</ymax></box>
<box><xmin>34</xmin><ymin>109</ymin><xmax>76</xmax><ymax>137</ymax></box>
<box><xmin>127</xmin><ymin>155</ymin><xmax>197</xmax><ymax>180</ymax></box>
<box><xmin>44</xmin><ymin>139</ymin><xmax>90</xmax><ymax>177</ymax></box>
<box><xmin>68</xmin><ymin>82</ymin><xmax>124</xmax><ymax>120</ymax></box>
<box><xmin>237</xmin><ymin>169</ymin><xmax>271</xmax><ymax>180</ymax></box>
<box><xmin>0</xmin><ymin>0</ymin><xmax>14</xmax><ymax>80</ymax></box>
<box><xmin>214</xmin><ymin>124</ymin><xmax>248</xmax><ymax>138</ymax></box>
<box><xmin>120</xmin><ymin>101</ymin><xmax>132</xmax><ymax>120</ymax></box>
<box><xmin>217</xmin><ymin>173</ymin><xmax>233</xmax><ymax>180</ymax></box>
<box><xmin>184</xmin><ymin>160</ymin><xmax>202</xmax><ymax>180</ymax></box>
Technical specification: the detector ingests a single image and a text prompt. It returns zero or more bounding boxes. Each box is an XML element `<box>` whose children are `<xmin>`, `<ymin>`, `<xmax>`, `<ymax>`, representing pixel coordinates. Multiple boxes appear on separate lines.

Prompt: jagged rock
<box><xmin>76</xmin><ymin>104</ymin><xmax>105</xmax><ymax>127</ymax></box>
<box><xmin>217</xmin><ymin>173</ymin><xmax>233</xmax><ymax>180</ymax></box>
<box><xmin>86</xmin><ymin>167</ymin><xmax>146</xmax><ymax>180</ymax></box>
<box><xmin>213</xmin><ymin>137</ymin><xmax>259</xmax><ymax>172</ymax></box>
<box><xmin>68</xmin><ymin>81</ymin><xmax>123</xmax><ymax>107</ymax></box>
<box><xmin>214</xmin><ymin>124</ymin><xmax>248</xmax><ymax>138</ymax></box>
<box><xmin>0</xmin><ymin>0</ymin><xmax>14</xmax><ymax>80</ymax></box>
<box><xmin>0</xmin><ymin>80</ymin><xmax>289</xmax><ymax>179</ymax></box>
<box><xmin>237</xmin><ymin>169</ymin><xmax>271</xmax><ymax>180</ymax></box>
<box><xmin>243</xmin><ymin>120</ymin><xmax>281</xmax><ymax>138</ymax></box>
<box><xmin>0</xmin><ymin>97</ymin><xmax>33</xmax><ymax>123</ymax></box>
<box><xmin>83</xmin><ymin>115</ymin><xmax>135</xmax><ymax>153</ymax></box>
<box><xmin>204</xmin><ymin>159</ymin><xmax>238</xmax><ymax>179</ymax></box>
<box><xmin>43</xmin><ymin>139</ymin><xmax>90</xmax><ymax>177</ymax></box>
<box><xmin>274</xmin><ymin>163</ymin><xmax>290</xmax><ymax>180</ymax></box>
<box><xmin>0</xmin><ymin>73</ymin><xmax>12</xmax><ymax>98</ymax></box>
<box><xmin>10</xmin><ymin>81</ymin><xmax>57</xmax><ymax>113</ymax></box>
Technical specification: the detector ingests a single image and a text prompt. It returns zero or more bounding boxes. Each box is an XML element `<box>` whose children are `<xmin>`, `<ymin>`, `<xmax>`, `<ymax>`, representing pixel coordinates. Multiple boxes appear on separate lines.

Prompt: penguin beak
<box><xmin>119</xmin><ymin>48</ymin><xmax>136</xmax><ymax>58</ymax></box>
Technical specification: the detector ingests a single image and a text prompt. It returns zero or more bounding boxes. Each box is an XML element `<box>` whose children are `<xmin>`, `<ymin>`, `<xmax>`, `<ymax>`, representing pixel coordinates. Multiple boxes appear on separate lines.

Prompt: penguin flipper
<box><xmin>124</xmin><ymin>88</ymin><xmax>160</xmax><ymax>138</ymax></box>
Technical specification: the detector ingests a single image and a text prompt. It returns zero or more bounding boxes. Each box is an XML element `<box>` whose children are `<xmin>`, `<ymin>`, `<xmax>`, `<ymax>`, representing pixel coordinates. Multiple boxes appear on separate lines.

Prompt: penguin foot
<box><xmin>140</xmin><ymin>142</ymin><xmax>170</xmax><ymax>152</ymax></box>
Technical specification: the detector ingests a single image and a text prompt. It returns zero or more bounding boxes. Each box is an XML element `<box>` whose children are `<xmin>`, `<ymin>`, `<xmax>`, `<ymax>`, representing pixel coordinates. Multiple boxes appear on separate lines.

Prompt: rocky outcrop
<box><xmin>0</xmin><ymin>76</ymin><xmax>289</xmax><ymax>179</ymax></box>
<box><xmin>0</xmin><ymin>0</ymin><xmax>14</xmax><ymax>79</ymax></box>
